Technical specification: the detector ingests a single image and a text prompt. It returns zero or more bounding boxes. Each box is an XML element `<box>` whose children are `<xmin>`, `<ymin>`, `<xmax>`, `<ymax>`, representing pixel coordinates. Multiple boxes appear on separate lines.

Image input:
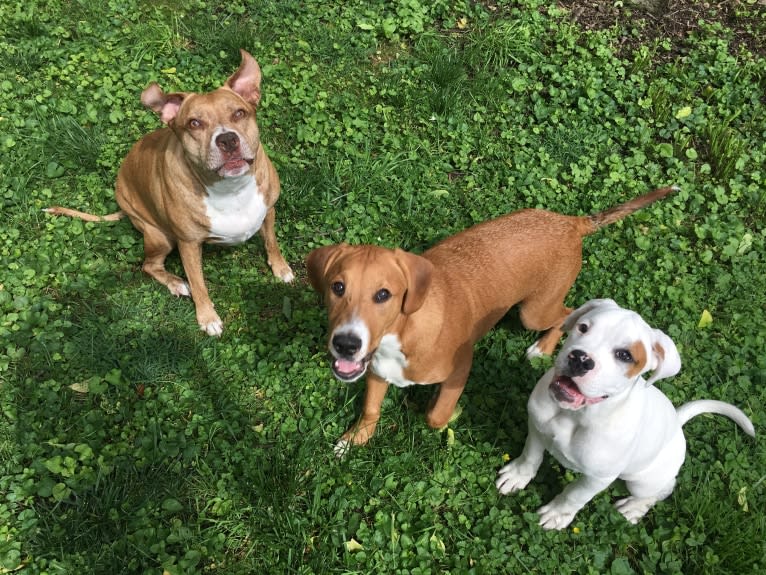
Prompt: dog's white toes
<box><xmin>334</xmin><ymin>439</ymin><xmax>351</xmax><ymax>459</ymax></box>
<box><xmin>280</xmin><ymin>269</ymin><xmax>295</xmax><ymax>283</ymax></box>
<box><xmin>201</xmin><ymin>320</ymin><xmax>224</xmax><ymax>337</ymax></box>
<box><xmin>496</xmin><ymin>463</ymin><xmax>535</xmax><ymax>495</ymax></box>
<box><xmin>169</xmin><ymin>281</ymin><xmax>191</xmax><ymax>297</ymax></box>
<box><xmin>537</xmin><ymin>502</ymin><xmax>576</xmax><ymax>530</ymax></box>
<box><xmin>614</xmin><ymin>496</ymin><xmax>655</xmax><ymax>523</ymax></box>
<box><xmin>525</xmin><ymin>341</ymin><xmax>544</xmax><ymax>359</ymax></box>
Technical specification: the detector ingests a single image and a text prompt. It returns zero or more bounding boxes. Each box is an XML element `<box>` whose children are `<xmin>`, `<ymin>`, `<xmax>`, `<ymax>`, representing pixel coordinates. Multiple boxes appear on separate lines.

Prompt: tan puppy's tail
<box><xmin>585</xmin><ymin>185</ymin><xmax>679</xmax><ymax>233</ymax></box>
<box><xmin>43</xmin><ymin>207</ymin><xmax>125</xmax><ymax>222</ymax></box>
<box><xmin>677</xmin><ymin>399</ymin><xmax>755</xmax><ymax>437</ymax></box>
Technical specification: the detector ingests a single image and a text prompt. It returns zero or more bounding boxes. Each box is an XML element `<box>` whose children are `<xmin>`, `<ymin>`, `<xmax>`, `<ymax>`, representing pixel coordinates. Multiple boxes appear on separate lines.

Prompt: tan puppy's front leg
<box><xmin>426</xmin><ymin>365</ymin><xmax>471</xmax><ymax>430</ymax></box>
<box><xmin>176</xmin><ymin>240</ymin><xmax>223</xmax><ymax>336</ymax></box>
<box><xmin>259</xmin><ymin>208</ymin><xmax>294</xmax><ymax>282</ymax></box>
<box><xmin>335</xmin><ymin>373</ymin><xmax>389</xmax><ymax>457</ymax></box>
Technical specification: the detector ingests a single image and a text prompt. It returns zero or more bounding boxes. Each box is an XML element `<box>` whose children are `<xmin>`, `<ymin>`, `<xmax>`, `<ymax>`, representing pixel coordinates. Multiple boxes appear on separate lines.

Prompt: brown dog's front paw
<box><xmin>270</xmin><ymin>260</ymin><xmax>294</xmax><ymax>283</ymax></box>
<box><xmin>196</xmin><ymin>309</ymin><xmax>223</xmax><ymax>337</ymax></box>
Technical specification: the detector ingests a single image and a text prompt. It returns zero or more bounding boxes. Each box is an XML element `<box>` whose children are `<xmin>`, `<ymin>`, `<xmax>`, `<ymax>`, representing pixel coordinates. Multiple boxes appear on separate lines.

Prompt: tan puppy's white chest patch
<box><xmin>372</xmin><ymin>334</ymin><xmax>422</xmax><ymax>388</ymax></box>
<box><xmin>204</xmin><ymin>175</ymin><xmax>267</xmax><ymax>245</ymax></box>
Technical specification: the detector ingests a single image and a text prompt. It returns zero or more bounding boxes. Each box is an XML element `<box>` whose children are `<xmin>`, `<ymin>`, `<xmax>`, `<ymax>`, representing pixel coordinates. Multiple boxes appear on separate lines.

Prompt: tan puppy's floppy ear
<box><xmin>562</xmin><ymin>299</ymin><xmax>620</xmax><ymax>333</ymax></box>
<box><xmin>306</xmin><ymin>244</ymin><xmax>345</xmax><ymax>294</ymax></box>
<box><xmin>394</xmin><ymin>249</ymin><xmax>433</xmax><ymax>315</ymax></box>
<box><xmin>645</xmin><ymin>328</ymin><xmax>681</xmax><ymax>386</ymax></box>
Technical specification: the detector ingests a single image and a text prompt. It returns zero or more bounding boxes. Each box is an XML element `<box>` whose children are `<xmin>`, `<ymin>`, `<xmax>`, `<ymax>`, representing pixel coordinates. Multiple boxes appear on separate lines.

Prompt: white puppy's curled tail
<box><xmin>677</xmin><ymin>400</ymin><xmax>755</xmax><ymax>437</ymax></box>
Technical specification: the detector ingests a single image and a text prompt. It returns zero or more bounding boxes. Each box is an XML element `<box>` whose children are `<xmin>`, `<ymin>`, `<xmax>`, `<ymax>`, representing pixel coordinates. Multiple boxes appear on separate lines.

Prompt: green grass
<box><xmin>1</xmin><ymin>0</ymin><xmax>765</xmax><ymax>573</ymax></box>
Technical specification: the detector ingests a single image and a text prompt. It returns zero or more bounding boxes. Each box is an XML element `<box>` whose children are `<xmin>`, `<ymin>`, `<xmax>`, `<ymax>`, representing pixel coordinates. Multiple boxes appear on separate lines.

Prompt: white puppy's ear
<box><xmin>562</xmin><ymin>299</ymin><xmax>620</xmax><ymax>332</ymax></box>
<box><xmin>645</xmin><ymin>329</ymin><xmax>681</xmax><ymax>386</ymax></box>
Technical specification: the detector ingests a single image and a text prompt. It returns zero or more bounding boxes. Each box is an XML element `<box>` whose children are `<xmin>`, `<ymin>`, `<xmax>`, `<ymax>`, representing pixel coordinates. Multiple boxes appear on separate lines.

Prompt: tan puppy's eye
<box><xmin>615</xmin><ymin>349</ymin><xmax>634</xmax><ymax>363</ymax></box>
<box><xmin>373</xmin><ymin>288</ymin><xmax>391</xmax><ymax>303</ymax></box>
<box><xmin>233</xmin><ymin>109</ymin><xmax>246</xmax><ymax>120</ymax></box>
<box><xmin>188</xmin><ymin>118</ymin><xmax>202</xmax><ymax>129</ymax></box>
<box><xmin>577</xmin><ymin>323</ymin><xmax>589</xmax><ymax>334</ymax></box>
<box><xmin>331</xmin><ymin>281</ymin><xmax>345</xmax><ymax>296</ymax></box>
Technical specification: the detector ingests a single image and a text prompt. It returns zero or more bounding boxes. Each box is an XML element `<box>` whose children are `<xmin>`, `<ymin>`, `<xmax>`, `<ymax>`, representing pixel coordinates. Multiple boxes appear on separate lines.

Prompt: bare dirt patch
<box><xmin>558</xmin><ymin>0</ymin><xmax>766</xmax><ymax>58</ymax></box>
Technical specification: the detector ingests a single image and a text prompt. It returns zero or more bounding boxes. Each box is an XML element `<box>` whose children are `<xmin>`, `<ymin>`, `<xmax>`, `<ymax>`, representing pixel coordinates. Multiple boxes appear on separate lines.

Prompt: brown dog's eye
<box><xmin>233</xmin><ymin>109</ymin><xmax>246</xmax><ymax>120</ymax></box>
<box><xmin>373</xmin><ymin>289</ymin><xmax>391</xmax><ymax>304</ymax></box>
<box><xmin>331</xmin><ymin>281</ymin><xmax>345</xmax><ymax>296</ymax></box>
<box><xmin>615</xmin><ymin>349</ymin><xmax>634</xmax><ymax>363</ymax></box>
<box><xmin>188</xmin><ymin>118</ymin><xmax>202</xmax><ymax>129</ymax></box>
<box><xmin>577</xmin><ymin>323</ymin><xmax>589</xmax><ymax>334</ymax></box>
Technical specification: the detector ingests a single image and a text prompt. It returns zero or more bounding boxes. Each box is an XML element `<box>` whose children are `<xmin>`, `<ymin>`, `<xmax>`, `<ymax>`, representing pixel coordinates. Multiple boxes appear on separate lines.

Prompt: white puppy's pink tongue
<box><xmin>551</xmin><ymin>375</ymin><xmax>586</xmax><ymax>408</ymax></box>
<box><xmin>551</xmin><ymin>375</ymin><xmax>606</xmax><ymax>408</ymax></box>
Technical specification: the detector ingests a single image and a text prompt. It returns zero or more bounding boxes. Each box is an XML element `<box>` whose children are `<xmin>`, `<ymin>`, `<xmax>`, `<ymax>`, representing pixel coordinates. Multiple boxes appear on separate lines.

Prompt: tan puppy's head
<box><xmin>307</xmin><ymin>243</ymin><xmax>433</xmax><ymax>382</ymax></box>
<box><xmin>549</xmin><ymin>299</ymin><xmax>681</xmax><ymax>410</ymax></box>
<box><xmin>140</xmin><ymin>49</ymin><xmax>263</xmax><ymax>180</ymax></box>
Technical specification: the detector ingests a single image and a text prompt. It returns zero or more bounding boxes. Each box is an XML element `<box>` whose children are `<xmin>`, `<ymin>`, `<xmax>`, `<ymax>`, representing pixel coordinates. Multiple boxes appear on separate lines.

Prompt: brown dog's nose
<box><xmin>332</xmin><ymin>333</ymin><xmax>362</xmax><ymax>358</ymax></box>
<box><xmin>215</xmin><ymin>131</ymin><xmax>240</xmax><ymax>153</ymax></box>
<box><xmin>568</xmin><ymin>349</ymin><xmax>595</xmax><ymax>376</ymax></box>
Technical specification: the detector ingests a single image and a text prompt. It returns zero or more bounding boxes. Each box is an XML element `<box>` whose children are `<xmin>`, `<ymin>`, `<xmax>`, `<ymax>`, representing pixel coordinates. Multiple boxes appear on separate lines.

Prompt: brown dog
<box><xmin>46</xmin><ymin>50</ymin><xmax>293</xmax><ymax>335</ymax></box>
<box><xmin>307</xmin><ymin>186</ymin><xmax>677</xmax><ymax>454</ymax></box>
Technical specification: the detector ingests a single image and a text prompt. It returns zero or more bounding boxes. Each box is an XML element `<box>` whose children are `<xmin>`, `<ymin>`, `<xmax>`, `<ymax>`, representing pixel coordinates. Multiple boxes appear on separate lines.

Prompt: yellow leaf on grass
<box><xmin>698</xmin><ymin>309</ymin><xmax>713</xmax><ymax>329</ymax></box>
<box><xmin>675</xmin><ymin>106</ymin><xmax>692</xmax><ymax>119</ymax></box>
<box><xmin>344</xmin><ymin>538</ymin><xmax>364</xmax><ymax>552</ymax></box>
<box><xmin>69</xmin><ymin>380</ymin><xmax>90</xmax><ymax>393</ymax></box>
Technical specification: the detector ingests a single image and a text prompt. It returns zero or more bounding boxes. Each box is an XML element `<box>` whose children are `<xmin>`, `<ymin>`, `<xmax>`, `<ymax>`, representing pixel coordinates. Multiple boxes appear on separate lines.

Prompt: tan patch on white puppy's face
<box><xmin>625</xmin><ymin>341</ymin><xmax>648</xmax><ymax>378</ymax></box>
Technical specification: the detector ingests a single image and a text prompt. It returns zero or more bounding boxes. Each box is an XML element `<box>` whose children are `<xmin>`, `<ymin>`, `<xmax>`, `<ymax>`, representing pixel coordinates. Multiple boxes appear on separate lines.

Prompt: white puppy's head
<box><xmin>549</xmin><ymin>299</ymin><xmax>681</xmax><ymax>410</ymax></box>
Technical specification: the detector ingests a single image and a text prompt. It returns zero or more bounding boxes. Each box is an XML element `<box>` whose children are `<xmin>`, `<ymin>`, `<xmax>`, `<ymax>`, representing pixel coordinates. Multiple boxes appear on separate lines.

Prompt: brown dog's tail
<box><xmin>584</xmin><ymin>185</ymin><xmax>678</xmax><ymax>233</ymax></box>
<box><xmin>43</xmin><ymin>207</ymin><xmax>125</xmax><ymax>222</ymax></box>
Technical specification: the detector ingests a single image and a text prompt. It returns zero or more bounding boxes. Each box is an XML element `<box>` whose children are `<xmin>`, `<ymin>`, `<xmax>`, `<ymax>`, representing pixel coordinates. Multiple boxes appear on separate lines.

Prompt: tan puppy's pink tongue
<box><xmin>335</xmin><ymin>358</ymin><xmax>362</xmax><ymax>376</ymax></box>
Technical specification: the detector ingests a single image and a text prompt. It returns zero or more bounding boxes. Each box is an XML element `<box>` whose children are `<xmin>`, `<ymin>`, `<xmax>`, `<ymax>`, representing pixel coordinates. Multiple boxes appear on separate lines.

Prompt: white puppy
<box><xmin>496</xmin><ymin>299</ymin><xmax>755</xmax><ymax>530</ymax></box>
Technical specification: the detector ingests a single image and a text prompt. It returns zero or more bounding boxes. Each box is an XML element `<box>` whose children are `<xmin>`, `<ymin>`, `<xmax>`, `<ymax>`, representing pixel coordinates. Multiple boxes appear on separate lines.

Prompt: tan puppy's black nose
<box><xmin>568</xmin><ymin>349</ymin><xmax>595</xmax><ymax>375</ymax></box>
<box><xmin>332</xmin><ymin>333</ymin><xmax>362</xmax><ymax>357</ymax></box>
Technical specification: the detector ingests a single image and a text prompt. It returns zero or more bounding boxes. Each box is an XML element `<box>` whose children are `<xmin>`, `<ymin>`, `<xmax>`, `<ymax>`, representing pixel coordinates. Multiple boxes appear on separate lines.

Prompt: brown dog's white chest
<box><xmin>203</xmin><ymin>175</ymin><xmax>268</xmax><ymax>245</ymax></box>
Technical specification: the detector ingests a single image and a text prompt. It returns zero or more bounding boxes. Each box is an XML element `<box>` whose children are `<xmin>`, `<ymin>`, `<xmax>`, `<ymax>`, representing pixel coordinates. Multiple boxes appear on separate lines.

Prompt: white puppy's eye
<box><xmin>577</xmin><ymin>323</ymin><xmax>589</xmax><ymax>334</ymax></box>
<box><xmin>615</xmin><ymin>349</ymin><xmax>634</xmax><ymax>363</ymax></box>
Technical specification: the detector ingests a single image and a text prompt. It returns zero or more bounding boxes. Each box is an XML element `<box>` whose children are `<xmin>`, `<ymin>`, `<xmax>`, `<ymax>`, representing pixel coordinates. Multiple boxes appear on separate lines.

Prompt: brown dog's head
<box><xmin>139</xmin><ymin>49</ymin><xmax>263</xmax><ymax>180</ymax></box>
<box><xmin>306</xmin><ymin>243</ymin><xmax>433</xmax><ymax>382</ymax></box>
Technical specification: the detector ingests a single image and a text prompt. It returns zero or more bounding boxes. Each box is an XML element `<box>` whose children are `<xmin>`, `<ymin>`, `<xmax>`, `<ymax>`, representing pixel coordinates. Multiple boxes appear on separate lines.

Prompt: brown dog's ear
<box><xmin>306</xmin><ymin>244</ymin><xmax>344</xmax><ymax>293</ymax></box>
<box><xmin>140</xmin><ymin>83</ymin><xmax>188</xmax><ymax>124</ymax></box>
<box><xmin>225</xmin><ymin>49</ymin><xmax>263</xmax><ymax>106</ymax></box>
<box><xmin>394</xmin><ymin>249</ymin><xmax>433</xmax><ymax>315</ymax></box>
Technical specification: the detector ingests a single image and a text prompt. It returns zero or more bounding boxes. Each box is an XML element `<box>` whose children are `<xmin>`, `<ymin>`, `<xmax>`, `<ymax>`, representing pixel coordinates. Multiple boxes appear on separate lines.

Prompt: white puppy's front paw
<box><xmin>537</xmin><ymin>499</ymin><xmax>578</xmax><ymax>530</ymax></box>
<box><xmin>496</xmin><ymin>461</ymin><xmax>536</xmax><ymax>495</ymax></box>
<box><xmin>614</xmin><ymin>496</ymin><xmax>657</xmax><ymax>524</ymax></box>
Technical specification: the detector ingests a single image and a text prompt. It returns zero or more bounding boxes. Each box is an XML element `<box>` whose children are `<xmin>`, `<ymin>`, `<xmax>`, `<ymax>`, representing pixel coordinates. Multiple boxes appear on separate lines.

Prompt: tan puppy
<box><xmin>307</xmin><ymin>186</ymin><xmax>677</xmax><ymax>455</ymax></box>
<box><xmin>46</xmin><ymin>50</ymin><xmax>293</xmax><ymax>335</ymax></box>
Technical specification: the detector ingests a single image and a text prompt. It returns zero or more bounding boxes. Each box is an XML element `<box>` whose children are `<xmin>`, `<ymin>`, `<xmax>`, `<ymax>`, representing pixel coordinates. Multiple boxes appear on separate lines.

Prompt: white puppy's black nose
<box><xmin>568</xmin><ymin>349</ymin><xmax>595</xmax><ymax>375</ymax></box>
<box><xmin>332</xmin><ymin>332</ymin><xmax>362</xmax><ymax>358</ymax></box>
